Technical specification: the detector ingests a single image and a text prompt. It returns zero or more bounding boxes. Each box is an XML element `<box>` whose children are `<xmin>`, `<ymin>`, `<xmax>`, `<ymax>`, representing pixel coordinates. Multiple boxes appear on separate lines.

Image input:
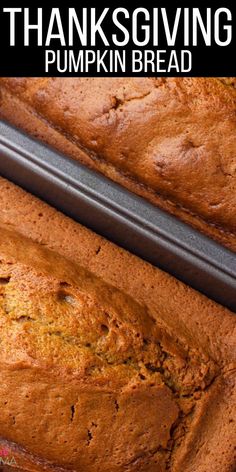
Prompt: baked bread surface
<box><xmin>0</xmin><ymin>77</ymin><xmax>235</xmax><ymax>250</ymax></box>
<box><xmin>0</xmin><ymin>177</ymin><xmax>235</xmax><ymax>472</ymax></box>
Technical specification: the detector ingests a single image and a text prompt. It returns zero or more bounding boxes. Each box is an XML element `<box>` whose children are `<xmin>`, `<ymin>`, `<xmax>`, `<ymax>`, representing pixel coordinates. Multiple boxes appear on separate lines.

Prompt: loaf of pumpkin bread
<box><xmin>0</xmin><ymin>177</ymin><xmax>235</xmax><ymax>472</ymax></box>
<box><xmin>0</xmin><ymin>77</ymin><xmax>235</xmax><ymax>250</ymax></box>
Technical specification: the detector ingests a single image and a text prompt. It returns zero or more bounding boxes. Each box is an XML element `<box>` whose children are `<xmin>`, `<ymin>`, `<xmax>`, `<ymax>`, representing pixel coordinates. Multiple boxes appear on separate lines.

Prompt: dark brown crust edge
<box><xmin>0</xmin><ymin>438</ymin><xmax>69</xmax><ymax>472</ymax></box>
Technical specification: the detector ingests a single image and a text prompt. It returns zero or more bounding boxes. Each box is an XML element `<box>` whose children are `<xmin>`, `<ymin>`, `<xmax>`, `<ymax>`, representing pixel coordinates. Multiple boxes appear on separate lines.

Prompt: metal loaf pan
<box><xmin>0</xmin><ymin>120</ymin><xmax>235</xmax><ymax>312</ymax></box>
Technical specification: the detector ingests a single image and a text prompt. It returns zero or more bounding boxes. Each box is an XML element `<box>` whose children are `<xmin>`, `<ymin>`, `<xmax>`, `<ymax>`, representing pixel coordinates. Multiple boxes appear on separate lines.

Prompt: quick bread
<box><xmin>0</xmin><ymin>77</ymin><xmax>235</xmax><ymax>250</ymax></box>
<box><xmin>0</xmin><ymin>177</ymin><xmax>235</xmax><ymax>472</ymax></box>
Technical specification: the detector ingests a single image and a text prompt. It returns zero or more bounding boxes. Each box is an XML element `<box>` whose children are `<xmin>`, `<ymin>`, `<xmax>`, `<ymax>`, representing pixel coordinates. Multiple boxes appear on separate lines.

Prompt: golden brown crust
<box><xmin>0</xmin><ymin>177</ymin><xmax>235</xmax><ymax>472</ymax></box>
<box><xmin>0</xmin><ymin>77</ymin><xmax>235</xmax><ymax>251</ymax></box>
<box><xmin>0</xmin><ymin>221</ymin><xmax>219</xmax><ymax>471</ymax></box>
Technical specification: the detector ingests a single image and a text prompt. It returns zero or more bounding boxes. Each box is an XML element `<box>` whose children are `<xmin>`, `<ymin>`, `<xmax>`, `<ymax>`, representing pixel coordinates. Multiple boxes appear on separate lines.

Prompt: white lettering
<box><xmin>68</xmin><ymin>8</ymin><xmax>87</xmax><ymax>47</ymax></box>
<box><xmin>3</xmin><ymin>8</ymin><xmax>22</xmax><ymax>46</ymax></box>
<box><xmin>161</xmin><ymin>8</ymin><xmax>181</xmax><ymax>46</ymax></box>
<box><xmin>45</xmin><ymin>8</ymin><xmax>66</xmax><ymax>46</ymax></box>
<box><xmin>24</xmin><ymin>8</ymin><xmax>43</xmax><ymax>46</ymax></box>
<box><xmin>90</xmin><ymin>8</ymin><xmax>109</xmax><ymax>46</ymax></box>
<box><xmin>45</xmin><ymin>50</ymin><xmax>56</xmax><ymax>72</ymax></box>
<box><xmin>132</xmin><ymin>8</ymin><xmax>150</xmax><ymax>46</ymax></box>
<box><xmin>214</xmin><ymin>8</ymin><xmax>232</xmax><ymax>46</ymax></box>
<box><xmin>112</xmin><ymin>8</ymin><xmax>129</xmax><ymax>46</ymax></box>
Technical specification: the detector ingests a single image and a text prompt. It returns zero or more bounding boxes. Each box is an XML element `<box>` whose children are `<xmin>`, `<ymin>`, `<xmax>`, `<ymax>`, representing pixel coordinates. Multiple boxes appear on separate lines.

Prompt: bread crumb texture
<box><xmin>0</xmin><ymin>206</ymin><xmax>235</xmax><ymax>471</ymax></box>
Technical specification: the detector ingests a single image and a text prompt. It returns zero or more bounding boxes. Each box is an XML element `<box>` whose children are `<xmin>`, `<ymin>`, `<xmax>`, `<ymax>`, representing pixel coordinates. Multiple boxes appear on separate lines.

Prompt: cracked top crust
<box><xmin>0</xmin><ymin>77</ymin><xmax>235</xmax><ymax>250</ymax></box>
<box><xmin>0</xmin><ymin>177</ymin><xmax>235</xmax><ymax>472</ymax></box>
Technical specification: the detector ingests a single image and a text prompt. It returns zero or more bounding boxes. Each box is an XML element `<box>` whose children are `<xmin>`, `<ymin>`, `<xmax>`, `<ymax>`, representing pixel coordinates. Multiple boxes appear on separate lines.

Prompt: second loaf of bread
<box><xmin>0</xmin><ymin>177</ymin><xmax>235</xmax><ymax>472</ymax></box>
